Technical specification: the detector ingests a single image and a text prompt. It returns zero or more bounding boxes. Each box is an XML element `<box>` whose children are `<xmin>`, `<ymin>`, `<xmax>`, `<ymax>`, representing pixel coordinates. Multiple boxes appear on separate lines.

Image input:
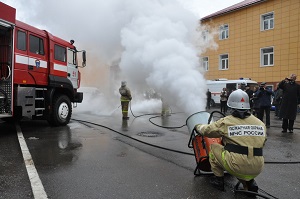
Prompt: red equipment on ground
<box><xmin>188</xmin><ymin>133</ymin><xmax>222</xmax><ymax>175</ymax></box>
<box><xmin>187</xmin><ymin>111</ymin><xmax>224</xmax><ymax>175</ymax></box>
<box><xmin>0</xmin><ymin>2</ymin><xmax>86</xmax><ymax>125</ymax></box>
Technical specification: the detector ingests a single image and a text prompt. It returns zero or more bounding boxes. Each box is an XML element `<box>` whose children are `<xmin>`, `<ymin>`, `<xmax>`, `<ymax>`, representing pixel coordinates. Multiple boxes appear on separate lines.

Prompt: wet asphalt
<box><xmin>71</xmin><ymin>107</ymin><xmax>300</xmax><ymax>199</ymax></box>
<box><xmin>0</xmin><ymin>107</ymin><xmax>299</xmax><ymax>199</ymax></box>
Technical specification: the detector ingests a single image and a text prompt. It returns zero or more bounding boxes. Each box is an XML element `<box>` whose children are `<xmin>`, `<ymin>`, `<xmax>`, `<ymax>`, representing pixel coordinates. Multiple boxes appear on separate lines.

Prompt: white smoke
<box><xmin>119</xmin><ymin>1</ymin><xmax>207</xmax><ymax>115</ymax></box>
<box><xmin>2</xmin><ymin>0</ymin><xmax>217</xmax><ymax>116</ymax></box>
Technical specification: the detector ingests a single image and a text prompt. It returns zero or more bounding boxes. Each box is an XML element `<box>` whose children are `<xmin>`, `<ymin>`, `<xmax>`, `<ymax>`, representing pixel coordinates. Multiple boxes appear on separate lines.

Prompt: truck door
<box><xmin>0</xmin><ymin>20</ymin><xmax>14</xmax><ymax>117</ymax></box>
<box><xmin>14</xmin><ymin>29</ymin><xmax>48</xmax><ymax>85</ymax></box>
<box><xmin>14</xmin><ymin>28</ymin><xmax>29</xmax><ymax>83</ymax></box>
<box><xmin>67</xmin><ymin>48</ymin><xmax>78</xmax><ymax>89</ymax></box>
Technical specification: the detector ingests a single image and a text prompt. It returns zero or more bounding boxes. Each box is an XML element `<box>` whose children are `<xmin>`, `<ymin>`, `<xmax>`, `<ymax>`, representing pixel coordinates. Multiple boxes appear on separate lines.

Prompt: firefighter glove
<box><xmin>194</xmin><ymin>124</ymin><xmax>204</xmax><ymax>135</ymax></box>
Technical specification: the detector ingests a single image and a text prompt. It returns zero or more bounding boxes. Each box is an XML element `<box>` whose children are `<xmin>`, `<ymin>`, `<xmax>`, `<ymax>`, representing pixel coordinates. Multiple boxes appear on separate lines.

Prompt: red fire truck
<box><xmin>0</xmin><ymin>2</ymin><xmax>86</xmax><ymax>126</ymax></box>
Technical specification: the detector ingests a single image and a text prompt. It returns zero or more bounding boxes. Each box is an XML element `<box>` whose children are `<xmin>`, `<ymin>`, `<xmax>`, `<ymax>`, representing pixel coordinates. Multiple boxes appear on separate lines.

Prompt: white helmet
<box><xmin>227</xmin><ymin>89</ymin><xmax>250</xmax><ymax>109</ymax></box>
<box><xmin>121</xmin><ymin>81</ymin><xmax>127</xmax><ymax>86</ymax></box>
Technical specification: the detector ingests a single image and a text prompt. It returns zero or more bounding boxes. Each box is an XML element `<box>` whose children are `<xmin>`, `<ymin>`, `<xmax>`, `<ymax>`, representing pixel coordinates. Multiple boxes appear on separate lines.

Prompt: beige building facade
<box><xmin>200</xmin><ymin>0</ymin><xmax>300</xmax><ymax>89</ymax></box>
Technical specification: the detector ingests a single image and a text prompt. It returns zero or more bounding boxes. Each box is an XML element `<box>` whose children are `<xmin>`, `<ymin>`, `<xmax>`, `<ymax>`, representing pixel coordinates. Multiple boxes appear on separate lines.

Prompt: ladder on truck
<box><xmin>35</xmin><ymin>88</ymin><xmax>46</xmax><ymax>117</ymax></box>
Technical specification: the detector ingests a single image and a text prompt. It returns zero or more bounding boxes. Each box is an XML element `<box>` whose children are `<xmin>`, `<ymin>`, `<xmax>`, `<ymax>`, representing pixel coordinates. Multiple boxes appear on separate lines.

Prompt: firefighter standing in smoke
<box><xmin>119</xmin><ymin>81</ymin><xmax>132</xmax><ymax>120</ymax></box>
<box><xmin>194</xmin><ymin>89</ymin><xmax>267</xmax><ymax>192</ymax></box>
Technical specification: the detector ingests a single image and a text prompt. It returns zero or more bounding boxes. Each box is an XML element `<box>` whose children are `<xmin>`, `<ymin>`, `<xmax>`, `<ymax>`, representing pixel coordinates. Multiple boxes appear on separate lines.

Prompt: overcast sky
<box><xmin>179</xmin><ymin>0</ymin><xmax>242</xmax><ymax>18</ymax></box>
<box><xmin>2</xmin><ymin>0</ymin><xmax>243</xmax><ymax>24</ymax></box>
<box><xmin>1</xmin><ymin>0</ymin><xmax>243</xmax><ymax>113</ymax></box>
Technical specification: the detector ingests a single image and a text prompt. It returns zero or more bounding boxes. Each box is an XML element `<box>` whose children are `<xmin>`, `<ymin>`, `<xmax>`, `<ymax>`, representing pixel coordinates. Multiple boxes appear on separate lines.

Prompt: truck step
<box><xmin>36</xmin><ymin>88</ymin><xmax>47</xmax><ymax>91</ymax></box>
<box><xmin>35</xmin><ymin>108</ymin><xmax>45</xmax><ymax>111</ymax></box>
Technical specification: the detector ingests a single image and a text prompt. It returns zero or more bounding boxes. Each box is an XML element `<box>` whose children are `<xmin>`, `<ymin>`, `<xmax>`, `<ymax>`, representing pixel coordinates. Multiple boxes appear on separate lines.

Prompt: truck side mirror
<box><xmin>82</xmin><ymin>50</ymin><xmax>86</xmax><ymax>67</ymax></box>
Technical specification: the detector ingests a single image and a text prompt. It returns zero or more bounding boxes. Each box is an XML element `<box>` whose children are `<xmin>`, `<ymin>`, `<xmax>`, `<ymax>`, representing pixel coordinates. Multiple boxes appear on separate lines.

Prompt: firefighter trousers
<box><xmin>121</xmin><ymin>101</ymin><xmax>129</xmax><ymax>118</ymax></box>
<box><xmin>209</xmin><ymin>144</ymin><xmax>226</xmax><ymax>177</ymax></box>
<box><xmin>209</xmin><ymin>143</ymin><xmax>260</xmax><ymax>181</ymax></box>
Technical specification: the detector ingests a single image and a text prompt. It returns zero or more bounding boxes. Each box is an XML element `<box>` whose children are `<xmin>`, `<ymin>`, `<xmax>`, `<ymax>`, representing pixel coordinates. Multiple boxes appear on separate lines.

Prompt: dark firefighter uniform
<box><xmin>119</xmin><ymin>81</ymin><xmax>132</xmax><ymax>119</ymax></box>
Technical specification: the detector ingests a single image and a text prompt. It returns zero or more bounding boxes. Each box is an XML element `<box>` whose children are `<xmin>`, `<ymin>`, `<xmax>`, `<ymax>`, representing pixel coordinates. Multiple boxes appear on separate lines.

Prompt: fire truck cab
<box><xmin>0</xmin><ymin>2</ymin><xmax>86</xmax><ymax>126</ymax></box>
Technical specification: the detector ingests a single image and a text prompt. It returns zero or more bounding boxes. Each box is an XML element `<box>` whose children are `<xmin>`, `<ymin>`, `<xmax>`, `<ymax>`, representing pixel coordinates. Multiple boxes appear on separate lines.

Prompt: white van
<box><xmin>207</xmin><ymin>79</ymin><xmax>258</xmax><ymax>107</ymax></box>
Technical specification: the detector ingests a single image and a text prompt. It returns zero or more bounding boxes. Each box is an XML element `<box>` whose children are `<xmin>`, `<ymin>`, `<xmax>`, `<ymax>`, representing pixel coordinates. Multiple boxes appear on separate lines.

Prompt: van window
<box><xmin>54</xmin><ymin>44</ymin><xmax>66</xmax><ymax>62</ymax></box>
<box><xmin>226</xmin><ymin>83</ymin><xmax>236</xmax><ymax>94</ymax></box>
<box><xmin>29</xmin><ymin>35</ymin><xmax>44</xmax><ymax>55</ymax></box>
<box><xmin>17</xmin><ymin>30</ymin><xmax>26</xmax><ymax>51</ymax></box>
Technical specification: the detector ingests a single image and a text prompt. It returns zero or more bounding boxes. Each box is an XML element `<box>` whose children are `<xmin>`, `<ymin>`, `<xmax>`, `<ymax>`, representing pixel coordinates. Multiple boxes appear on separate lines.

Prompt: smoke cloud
<box><xmin>2</xmin><ymin>0</ymin><xmax>217</xmax><ymax>116</ymax></box>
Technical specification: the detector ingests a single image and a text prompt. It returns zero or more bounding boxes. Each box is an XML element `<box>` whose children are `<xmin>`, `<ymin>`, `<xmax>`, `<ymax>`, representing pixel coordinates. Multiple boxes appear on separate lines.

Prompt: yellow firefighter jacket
<box><xmin>119</xmin><ymin>86</ymin><xmax>132</xmax><ymax>102</ymax></box>
<box><xmin>196</xmin><ymin>114</ymin><xmax>267</xmax><ymax>179</ymax></box>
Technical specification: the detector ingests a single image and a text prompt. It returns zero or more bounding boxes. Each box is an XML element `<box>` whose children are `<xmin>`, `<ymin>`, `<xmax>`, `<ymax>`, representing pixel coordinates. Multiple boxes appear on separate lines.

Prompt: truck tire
<box><xmin>48</xmin><ymin>95</ymin><xmax>72</xmax><ymax>126</ymax></box>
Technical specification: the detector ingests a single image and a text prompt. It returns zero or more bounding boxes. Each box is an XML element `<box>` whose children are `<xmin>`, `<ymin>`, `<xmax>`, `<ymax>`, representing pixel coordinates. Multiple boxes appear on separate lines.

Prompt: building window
<box><xmin>201</xmin><ymin>30</ymin><xmax>208</xmax><ymax>42</ymax></box>
<box><xmin>261</xmin><ymin>47</ymin><xmax>274</xmax><ymax>66</ymax></box>
<box><xmin>219</xmin><ymin>24</ymin><xmax>229</xmax><ymax>40</ymax></box>
<box><xmin>261</xmin><ymin>12</ymin><xmax>274</xmax><ymax>31</ymax></box>
<box><xmin>17</xmin><ymin>30</ymin><xmax>26</xmax><ymax>51</ymax></box>
<box><xmin>54</xmin><ymin>44</ymin><xmax>66</xmax><ymax>62</ymax></box>
<box><xmin>202</xmin><ymin>57</ymin><xmax>209</xmax><ymax>71</ymax></box>
<box><xmin>219</xmin><ymin>54</ymin><xmax>229</xmax><ymax>70</ymax></box>
<box><xmin>29</xmin><ymin>35</ymin><xmax>44</xmax><ymax>55</ymax></box>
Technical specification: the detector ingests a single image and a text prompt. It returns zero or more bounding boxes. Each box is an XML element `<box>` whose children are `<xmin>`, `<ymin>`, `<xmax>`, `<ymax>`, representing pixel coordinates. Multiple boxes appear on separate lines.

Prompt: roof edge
<box><xmin>201</xmin><ymin>0</ymin><xmax>267</xmax><ymax>21</ymax></box>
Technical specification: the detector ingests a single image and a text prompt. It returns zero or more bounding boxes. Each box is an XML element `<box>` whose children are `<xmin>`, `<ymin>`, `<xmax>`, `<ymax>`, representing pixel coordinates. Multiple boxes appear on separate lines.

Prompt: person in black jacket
<box><xmin>279</xmin><ymin>74</ymin><xmax>300</xmax><ymax>133</ymax></box>
<box><xmin>273</xmin><ymin>83</ymin><xmax>283</xmax><ymax>119</ymax></box>
<box><xmin>256</xmin><ymin>82</ymin><xmax>273</xmax><ymax>128</ymax></box>
<box><xmin>245</xmin><ymin>85</ymin><xmax>254</xmax><ymax>113</ymax></box>
<box><xmin>252</xmin><ymin>86</ymin><xmax>260</xmax><ymax>117</ymax></box>
<box><xmin>206</xmin><ymin>89</ymin><xmax>212</xmax><ymax>110</ymax></box>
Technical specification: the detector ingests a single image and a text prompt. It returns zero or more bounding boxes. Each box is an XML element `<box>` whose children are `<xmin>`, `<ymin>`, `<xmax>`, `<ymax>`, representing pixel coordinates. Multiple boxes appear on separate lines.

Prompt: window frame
<box><xmin>67</xmin><ymin>48</ymin><xmax>77</xmax><ymax>65</ymax></box>
<box><xmin>29</xmin><ymin>34</ymin><xmax>45</xmax><ymax>55</ymax></box>
<box><xmin>17</xmin><ymin>30</ymin><xmax>26</xmax><ymax>51</ymax></box>
<box><xmin>219</xmin><ymin>54</ymin><xmax>229</xmax><ymax>70</ymax></box>
<box><xmin>260</xmin><ymin>46</ymin><xmax>274</xmax><ymax>67</ymax></box>
<box><xmin>202</xmin><ymin>57</ymin><xmax>209</xmax><ymax>71</ymax></box>
<box><xmin>201</xmin><ymin>30</ymin><xmax>209</xmax><ymax>42</ymax></box>
<box><xmin>54</xmin><ymin>44</ymin><xmax>67</xmax><ymax>63</ymax></box>
<box><xmin>261</xmin><ymin>12</ymin><xmax>274</xmax><ymax>31</ymax></box>
<box><xmin>219</xmin><ymin>24</ymin><xmax>229</xmax><ymax>40</ymax></box>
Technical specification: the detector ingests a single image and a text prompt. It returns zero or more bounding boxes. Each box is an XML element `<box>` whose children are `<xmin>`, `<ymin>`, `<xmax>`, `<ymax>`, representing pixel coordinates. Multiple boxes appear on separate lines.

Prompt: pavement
<box><xmin>72</xmin><ymin>106</ymin><xmax>300</xmax><ymax>199</ymax></box>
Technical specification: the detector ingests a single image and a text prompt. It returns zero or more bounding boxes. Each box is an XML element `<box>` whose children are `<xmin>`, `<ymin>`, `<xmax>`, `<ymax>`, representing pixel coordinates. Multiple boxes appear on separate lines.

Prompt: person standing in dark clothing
<box><xmin>273</xmin><ymin>83</ymin><xmax>283</xmax><ymax>119</ymax></box>
<box><xmin>252</xmin><ymin>87</ymin><xmax>260</xmax><ymax>117</ymax></box>
<box><xmin>246</xmin><ymin>86</ymin><xmax>254</xmax><ymax>112</ymax></box>
<box><xmin>256</xmin><ymin>82</ymin><xmax>272</xmax><ymax>128</ymax></box>
<box><xmin>220</xmin><ymin>88</ymin><xmax>228</xmax><ymax>114</ymax></box>
<box><xmin>206</xmin><ymin>89</ymin><xmax>212</xmax><ymax>110</ymax></box>
<box><xmin>279</xmin><ymin>74</ymin><xmax>300</xmax><ymax>133</ymax></box>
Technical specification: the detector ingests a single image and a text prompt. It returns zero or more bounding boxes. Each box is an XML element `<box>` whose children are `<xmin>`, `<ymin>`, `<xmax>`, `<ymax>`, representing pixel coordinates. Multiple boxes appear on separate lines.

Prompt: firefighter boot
<box><xmin>246</xmin><ymin>179</ymin><xmax>258</xmax><ymax>193</ymax></box>
<box><xmin>210</xmin><ymin>176</ymin><xmax>224</xmax><ymax>191</ymax></box>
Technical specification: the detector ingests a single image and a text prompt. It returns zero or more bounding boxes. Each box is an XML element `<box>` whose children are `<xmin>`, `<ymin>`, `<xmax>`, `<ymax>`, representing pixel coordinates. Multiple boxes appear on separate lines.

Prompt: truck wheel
<box><xmin>49</xmin><ymin>95</ymin><xmax>72</xmax><ymax>126</ymax></box>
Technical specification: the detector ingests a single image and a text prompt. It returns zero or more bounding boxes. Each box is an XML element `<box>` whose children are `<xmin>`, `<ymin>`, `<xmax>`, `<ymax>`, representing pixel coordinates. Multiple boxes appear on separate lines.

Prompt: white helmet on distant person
<box><xmin>121</xmin><ymin>81</ymin><xmax>127</xmax><ymax>87</ymax></box>
<box><xmin>227</xmin><ymin>89</ymin><xmax>250</xmax><ymax>110</ymax></box>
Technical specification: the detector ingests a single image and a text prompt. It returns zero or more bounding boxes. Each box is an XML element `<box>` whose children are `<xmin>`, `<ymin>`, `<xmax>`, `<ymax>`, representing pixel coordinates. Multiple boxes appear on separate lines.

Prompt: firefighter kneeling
<box><xmin>194</xmin><ymin>89</ymin><xmax>267</xmax><ymax>192</ymax></box>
